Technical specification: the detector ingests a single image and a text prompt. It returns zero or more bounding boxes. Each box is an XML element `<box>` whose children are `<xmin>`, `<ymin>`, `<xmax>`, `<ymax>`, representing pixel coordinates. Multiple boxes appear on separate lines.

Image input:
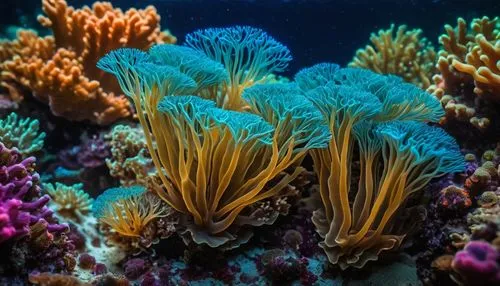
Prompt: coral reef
<box><xmin>349</xmin><ymin>24</ymin><xmax>437</xmax><ymax>89</ymax></box>
<box><xmin>415</xmin><ymin>145</ymin><xmax>500</xmax><ymax>285</ymax></box>
<box><xmin>1</xmin><ymin>5</ymin><xmax>498</xmax><ymax>284</ymax></box>
<box><xmin>0</xmin><ymin>0</ymin><xmax>177</xmax><ymax>125</ymax></box>
<box><xmin>427</xmin><ymin>16</ymin><xmax>499</xmax><ymax>130</ymax></box>
<box><xmin>0</xmin><ymin>112</ymin><xmax>45</xmax><ymax>155</ymax></box>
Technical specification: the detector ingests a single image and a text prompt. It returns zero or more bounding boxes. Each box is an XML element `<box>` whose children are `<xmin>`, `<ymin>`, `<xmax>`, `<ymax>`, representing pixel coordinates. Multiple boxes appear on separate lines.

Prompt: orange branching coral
<box><xmin>349</xmin><ymin>24</ymin><xmax>437</xmax><ymax>89</ymax></box>
<box><xmin>36</xmin><ymin>0</ymin><xmax>176</xmax><ymax>94</ymax></box>
<box><xmin>453</xmin><ymin>34</ymin><xmax>500</xmax><ymax>99</ymax></box>
<box><xmin>0</xmin><ymin>30</ymin><xmax>54</xmax><ymax>103</ymax></box>
<box><xmin>3</xmin><ymin>48</ymin><xmax>131</xmax><ymax>124</ymax></box>
<box><xmin>427</xmin><ymin>16</ymin><xmax>499</xmax><ymax>130</ymax></box>
<box><xmin>1</xmin><ymin>0</ymin><xmax>176</xmax><ymax>125</ymax></box>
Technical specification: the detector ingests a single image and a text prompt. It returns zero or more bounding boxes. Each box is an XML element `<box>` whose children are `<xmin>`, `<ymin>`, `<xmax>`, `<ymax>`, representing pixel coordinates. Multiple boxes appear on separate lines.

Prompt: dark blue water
<box><xmin>1</xmin><ymin>0</ymin><xmax>498</xmax><ymax>74</ymax></box>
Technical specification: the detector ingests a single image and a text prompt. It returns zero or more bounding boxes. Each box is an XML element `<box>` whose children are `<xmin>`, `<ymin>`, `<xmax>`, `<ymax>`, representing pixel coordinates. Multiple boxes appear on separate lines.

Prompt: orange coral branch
<box><xmin>1</xmin><ymin>0</ymin><xmax>176</xmax><ymax>125</ymax></box>
<box><xmin>427</xmin><ymin>16</ymin><xmax>499</xmax><ymax>130</ymax></box>
<box><xmin>349</xmin><ymin>24</ymin><xmax>437</xmax><ymax>89</ymax></box>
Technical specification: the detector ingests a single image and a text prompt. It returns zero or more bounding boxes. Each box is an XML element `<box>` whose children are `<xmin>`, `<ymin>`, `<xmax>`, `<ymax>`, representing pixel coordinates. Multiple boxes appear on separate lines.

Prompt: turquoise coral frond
<box><xmin>149</xmin><ymin>44</ymin><xmax>229</xmax><ymax>90</ymax></box>
<box><xmin>243</xmin><ymin>83</ymin><xmax>330</xmax><ymax>149</ymax></box>
<box><xmin>0</xmin><ymin>112</ymin><xmax>45</xmax><ymax>155</ymax></box>
<box><xmin>375</xmin><ymin>121</ymin><xmax>464</xmax><ymax>174</ymax></box>
<box><xmin>97</xmin><ymin>48</ymin><xmax>151</xmax><ymax>97</ymax></box>
<box><xmin>135</xmin><ymin>62</ymin><xmax>198</xmax><ymax>96</ymax></box>
<box><xmin>375</xmin><ymin>82</ymin><xmax>444</xmax><ymax>122</ymax></box>
<box><xmin>92</xmin><ymin>185</ymin><xmax>147</xmax><ymax>219</ymax></box>
<box><xmin>304</xmin><ymin>83</ymin><xmax>383</xmax><ymax>124</ymax></box>
<box><xmin>210</xmin><ymin>108</ymin><xmax>274</xmax><ymax>144</ymax></box>
<box><xmin>185</xmin><ymin>26</ymin><xmax>292</xmax><ymax>85</ymax></box>
<box><xmin>295</xmin><ymin>63</ymin><xmax>340</xmax><ymax>91</ymax></box>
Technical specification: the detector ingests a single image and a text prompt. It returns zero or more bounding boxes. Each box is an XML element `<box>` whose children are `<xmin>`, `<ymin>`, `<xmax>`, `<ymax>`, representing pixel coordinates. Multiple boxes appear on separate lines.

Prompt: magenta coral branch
<box><xmin>0</xmin><ymin>143</ymin><xmax>68</xmax><ymax>244</ymax></box>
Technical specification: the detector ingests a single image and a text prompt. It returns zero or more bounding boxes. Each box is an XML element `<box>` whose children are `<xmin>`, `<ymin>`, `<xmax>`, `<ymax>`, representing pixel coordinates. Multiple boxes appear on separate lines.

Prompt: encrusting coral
<box><xmin>44</xmin><ymin>182</ymin><xmax>93</xmax><ymax>220</ymax></box>
<box><xmin>294</xmin><ymin>63</ymin><xmax>463</xmax><ymax>269</ymax></box>
<box><xmin>349</xmin><ymin>24</ymin><xmax>437</xmax><ymax>89</ymax></box>
<box><xmin>415</xmin><ymin>144</ymin><xmax>500</xmax><ymax>284</ymax></box>
<box><xmin>105</xmin><ymin>124</ymin><xmax>158</xmax><ymax>189</ymax></box>
<box><xmin>451</xmin><ymin>240</ymin><xmax>500</xmax><ymax>285</ymax></box>
<box><xmin>427</xmin><ymin>16</ymin><xmax>499</xmax><ymax>130</ymax></box>
<box><xmin>0</xmin><ymin>112</ymin><xmax>45</xmax><ymax>156</ymax></box>
<box><xmin>97</xmin><ymin>29</ymin><xmax>329</xmax><ymax>247</ymax></box>
<box><xmin>0</xmin><ymin>0</ymin><xmax>177</xmax><ymax>125</ymax></box>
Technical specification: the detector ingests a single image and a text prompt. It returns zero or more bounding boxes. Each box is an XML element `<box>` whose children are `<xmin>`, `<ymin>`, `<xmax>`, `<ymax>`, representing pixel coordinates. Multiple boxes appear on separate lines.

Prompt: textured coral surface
<box><xmin>0</xmin><ymin>0</ymin><xmax>177</xmax><ymax>125</ymax></box>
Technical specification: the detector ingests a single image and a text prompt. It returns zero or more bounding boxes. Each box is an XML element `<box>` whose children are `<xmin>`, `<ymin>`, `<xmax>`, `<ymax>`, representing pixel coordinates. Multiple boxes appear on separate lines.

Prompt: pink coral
<box><xmin>0</xmin><ymin>143</ymin><xmax>67</xmax><ymax>243</ymax></box>
<box><xmin>452</xmin><ymin>241</ymin><xmax>500</xmax><ymax>285</ymax></box>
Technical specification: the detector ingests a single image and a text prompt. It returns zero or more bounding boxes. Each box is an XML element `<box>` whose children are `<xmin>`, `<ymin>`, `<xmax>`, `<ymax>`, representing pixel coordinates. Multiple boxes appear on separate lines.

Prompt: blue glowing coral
<box><xmin>295</xmin><ymin>63</ymin><xmax>443</xmax><ymax>123</ymax></box>
<box><xmin>97</xmin><ymin>48</ymin><xmax>151</xmax><ymax>97</ymax></box>
<box><xmin>185</xmin><ymin>26</ymin><xmax>292</xmax><ymax>85</ymax></box>
<box><xmin>149</xmin><ymin>44</ymin><xmax>229</xmax><ymax>89</ymax></box>
<box><xmin>157</xmin><ymin>95</ymin><xmax>217</xmax><ymax>118</ymax></box>
<box><xmin>135</xmin><ymin>62</ymin><xmax>198</xmax><ymax>96</ymax></box>
<box><xmin>243</xmin><ymin>83</ymin><xmax>330</xmax><ymax>149</ymax></box>
<box><xmin>92</xmin><ymin>185</ymin><xmax>147</xmax><ymax>219</ymax></box>
<box><xmin>304</xmin><ymin>83</ymin><xmax>383</xmax><ymax>123</ymax></box>
<box><xmin>375</xmin><ymin>121</ymin><xmax>464</xmax><ymax>174</ymax></box>
<box><xmin>294</xmin><ymin>63</ymin><xmax>340</xmax><ymax>90</ymax></box>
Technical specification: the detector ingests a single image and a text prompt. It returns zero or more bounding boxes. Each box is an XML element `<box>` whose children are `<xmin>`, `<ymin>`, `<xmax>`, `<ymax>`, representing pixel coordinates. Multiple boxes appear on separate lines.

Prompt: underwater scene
<box><xmin>0</xmin><ymin>0</ymin><xmax>499</xmax><ymax>285</ymax></box>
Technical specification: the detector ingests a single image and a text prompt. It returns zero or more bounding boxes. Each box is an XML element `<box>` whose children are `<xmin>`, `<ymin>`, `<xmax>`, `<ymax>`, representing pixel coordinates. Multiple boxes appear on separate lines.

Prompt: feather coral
<box><xmin>93</xmin><ymin>186</ymin><xmax>166</xmax><ymax>238</ymax></box>
<box><xmin>185</xmin><ymin>26</ymin><xmax>292</xmax><ymax>110</ymax></box>
<box><xmin>98</xmin><ymin>39</ymin><xmax>324</xmax><ymax>247</ymax></box>
<box><xmin>296</xmin><ymin>63</ymin><xmax>462</xmax><ymax>269</ymax></box>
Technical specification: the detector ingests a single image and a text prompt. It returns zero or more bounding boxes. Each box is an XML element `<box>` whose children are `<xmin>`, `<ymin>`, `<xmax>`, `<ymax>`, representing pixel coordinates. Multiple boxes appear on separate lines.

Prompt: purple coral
<box><xmin>58</xmin><ymin>135</ymin><xmax>110</xmax><ymax>169</ymax></box>
<box><xmin>124</xmin><ymin>258</ymin><xmax>148</xmax><ymax>280</ymax></box>
<box><xmin>452</xmin><ymin>241</ymin><xmax>500</xmax><ymax>285</ymax></box>
<box><xmin>0</xmin><ymin>143</ymin><xmax>67</xmax><ymax>243</ymax></box>
<box><xmin>76</xmin><ymin>135</ymin><xmax>110</xmax><ymax>168</ymax></box>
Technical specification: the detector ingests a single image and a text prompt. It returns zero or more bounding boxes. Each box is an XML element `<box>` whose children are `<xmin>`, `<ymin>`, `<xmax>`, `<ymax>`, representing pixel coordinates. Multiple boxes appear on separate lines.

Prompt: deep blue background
<box><xmin>1</xmin><ymin>0</ymin><xmax>499</xmax><ymax>75</ymax></box>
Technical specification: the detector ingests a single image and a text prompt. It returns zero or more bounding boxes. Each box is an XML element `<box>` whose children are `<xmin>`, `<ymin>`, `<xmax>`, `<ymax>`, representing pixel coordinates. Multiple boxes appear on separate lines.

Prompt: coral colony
<box><xmin>0</xmin><ymin>0</ymin><xmax>498</xmax><ymax>285</ymax></box>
